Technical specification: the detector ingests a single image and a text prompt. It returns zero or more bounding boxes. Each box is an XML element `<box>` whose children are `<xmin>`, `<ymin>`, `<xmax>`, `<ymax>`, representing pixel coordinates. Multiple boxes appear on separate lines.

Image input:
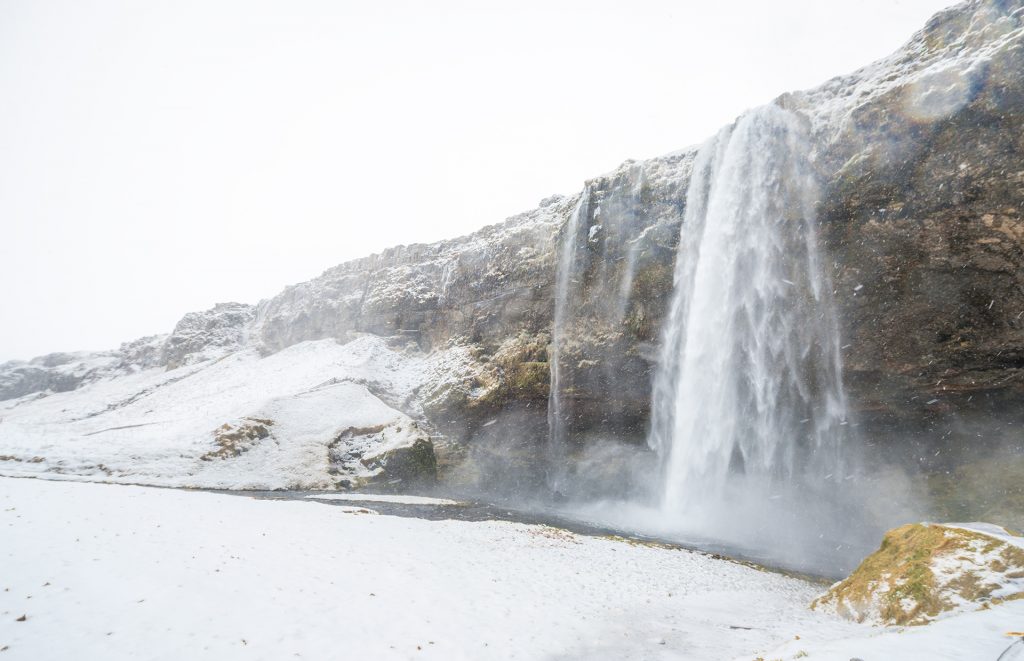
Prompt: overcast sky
<box><xmin>0</xmin><ymin>0</ymin><xmax>956</xmax><ymax>361</ymax></box>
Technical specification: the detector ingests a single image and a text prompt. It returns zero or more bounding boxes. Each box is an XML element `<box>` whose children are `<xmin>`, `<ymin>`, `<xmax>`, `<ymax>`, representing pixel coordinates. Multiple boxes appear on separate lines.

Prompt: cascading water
<box><xmin>546</xmin><ymin>189</ymin><xmax>590</xmax><ymax>487</ymax></box>
<box><xmin>647</xmin><ymin>104</ymin><xmax>857</xmax><ymax>565</ymax></box>
<box><xmin>546</xmin><ymin>171</ymin><xmax>651</xmax><ymax>496</ymax></box>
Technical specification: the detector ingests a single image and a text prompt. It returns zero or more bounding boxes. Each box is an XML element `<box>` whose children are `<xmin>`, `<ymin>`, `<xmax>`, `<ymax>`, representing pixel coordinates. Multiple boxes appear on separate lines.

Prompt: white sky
<box><xmin>0</xmin><ymin>0</ymin><xmax>955</xmax><ymax>361</ymax></box>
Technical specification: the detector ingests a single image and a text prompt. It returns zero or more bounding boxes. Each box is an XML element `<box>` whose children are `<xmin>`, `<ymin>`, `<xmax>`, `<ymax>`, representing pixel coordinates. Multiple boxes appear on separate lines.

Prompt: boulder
<box><xmin>812</xmin><ymin>522</ymin><xmax>1024</xmax><ymax>625</ymax></box>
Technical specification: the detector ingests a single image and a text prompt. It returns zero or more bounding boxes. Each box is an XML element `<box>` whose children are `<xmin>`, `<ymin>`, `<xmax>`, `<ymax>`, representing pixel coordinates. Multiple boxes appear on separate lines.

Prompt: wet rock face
<box><xmin>547</xmin><ymin>157</ymin><xmax>691</xmax><ymax>445</ymax></box>
<box><xmin>808</xmin><ymin>1</ymin><xmax>1024</xmax><ymax>464</ymax></box>
<box><xmin>370</xmin><ymin>439</ymin><xmax>438</xmax><ymax>487</ymax></box>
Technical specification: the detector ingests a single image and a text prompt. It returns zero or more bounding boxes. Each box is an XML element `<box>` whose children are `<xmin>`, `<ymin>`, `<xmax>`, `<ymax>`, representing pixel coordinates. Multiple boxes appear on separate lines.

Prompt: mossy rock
<box><xmin>201</xmin><ymin>417</ymin><xmax>274</xmax><ymax>461</ymax></box>
<box><xmin>470</xmin><ymin>332</ymin><xmax>551</xmax><ymax>410</ymax></box>
<box><xmin>375</xmin><ymin>439</ymin><xmax>438</xmax><ymax>486</ymax></box>
<box><xmin>812</xmin><ymin>523</ymin><xmax>1024</xmax><ymax>625</ymax></box>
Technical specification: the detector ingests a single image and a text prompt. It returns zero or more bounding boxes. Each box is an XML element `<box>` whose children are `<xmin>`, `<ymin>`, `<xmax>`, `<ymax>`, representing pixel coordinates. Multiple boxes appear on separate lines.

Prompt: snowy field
<box><xmin>2</xmin><ymin>478</ymin><xmax>1022</xmax><ymax>660</ymax></box>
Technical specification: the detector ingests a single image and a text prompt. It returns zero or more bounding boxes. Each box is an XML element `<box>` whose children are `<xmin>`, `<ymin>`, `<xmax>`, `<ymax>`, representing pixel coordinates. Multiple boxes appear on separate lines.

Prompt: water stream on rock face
<box><xmin>546</xmin><ymin>189</ymin><xmax>590</xmax><ymax>489</ymax></box>
<box><xmin>546</xmin><ymin>169</ymin><xmax>652</xmax><ymax>496</ymax></box>
<box><xmin>646</xmin><ymin>105</ymin><xmax>857</xmax><ymax>566</ymax></box>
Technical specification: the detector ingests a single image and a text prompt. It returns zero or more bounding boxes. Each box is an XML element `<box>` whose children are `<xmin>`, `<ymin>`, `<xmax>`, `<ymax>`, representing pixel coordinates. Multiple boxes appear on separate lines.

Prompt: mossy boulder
<box><xmin>370</xmin><ymin>438</ymin><xmax>438</xmax><ymax>486</ymax></box>
<box><xmin>202</xmin><ymin>417</ymin><xmax>274</xmax><ymax>461</ymax></box>
<box><xmin>812</xmin><ymin>522</ymin><xmax>1024</xmax><ymax>625</ymax></box>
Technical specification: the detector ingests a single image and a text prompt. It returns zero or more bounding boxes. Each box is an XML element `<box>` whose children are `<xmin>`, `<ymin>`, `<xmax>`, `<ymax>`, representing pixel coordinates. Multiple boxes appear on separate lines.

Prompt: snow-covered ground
<box><xmin>2</xmin><ymin>478</ymin><xmax>1021</xmax><ymax>661</ymax></box>
<box><xmin>0</xmin><ymin>336</ymin><xmax>476</xmax><ymax>489</ymax></box>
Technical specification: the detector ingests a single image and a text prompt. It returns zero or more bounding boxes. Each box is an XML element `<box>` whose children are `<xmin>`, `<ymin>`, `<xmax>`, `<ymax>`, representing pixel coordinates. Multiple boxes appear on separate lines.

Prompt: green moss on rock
<box><xmin>812</xmin><ymin>523</ymin><xmax>1024</xmax><ymax>625</ymax></box>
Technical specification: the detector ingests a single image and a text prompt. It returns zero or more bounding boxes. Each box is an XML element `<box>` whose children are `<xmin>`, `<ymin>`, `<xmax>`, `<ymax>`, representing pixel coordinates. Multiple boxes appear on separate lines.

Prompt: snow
<box><xmin>755</xmin><ymin>604</ymin><xmax>1024</xmax><ymax>661</ymax></box>
<box><xmin>0</xmin><ymin>477</ymin><xmax>864</xmax><ymax>661</ymax></box>
<box><xmin>794</xmin><ymin>0</ymin><xmax>1024</xmax><ymax>143</ymax></box>
<box><xmin>0</xmin><ymin>336</ymin><xmax>475</xmax><ymax>489</ymax></box>
<box><xmin>3</xmin><ymin>478</ymin><xmax>1021</xmax><ymax>660</ymax></box>
<box><xmin>949</xmin><ymin>522</ymin><xmax>1024</xmax><ymax>550</ymax></box>
<box><xmin>305</xmin><ymin>493</ymin><xmax>462</xmax><ymax>506</ymax></box>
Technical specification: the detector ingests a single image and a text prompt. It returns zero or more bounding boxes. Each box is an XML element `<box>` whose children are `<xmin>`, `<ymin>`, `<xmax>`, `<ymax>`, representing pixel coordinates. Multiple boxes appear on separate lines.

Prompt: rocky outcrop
<box><xmin>0</xmin><ymin>334</ymin><xmax>165</xmax><ymax>401</ymax></box>
<box><xmin>162</xmin><ymin>302</ymin><xmax>255</xmax><ymax>369</ymax></box>
<box><xmin>202</xmin><ymin>417</ymin><xmax>275</xmax><ymax>461</ymax></box>
<box><xmin>813</xmin><ymin>522</ymin><xmax>1024</xmax><ymax>625</ymax></box>
<box><xmin>328</xmin><ymin>421</ymin><xmax>438</xmax><ymax>490</ymax></box>
<box><xmin>255</xmin><ymin>199</ymin><xmax>571</xmax><ymax>355</ymax></box>
<box><xmin>0</xmin><ymin>301</ymin><xmax>254</xmax><ymax>400</ymax></box>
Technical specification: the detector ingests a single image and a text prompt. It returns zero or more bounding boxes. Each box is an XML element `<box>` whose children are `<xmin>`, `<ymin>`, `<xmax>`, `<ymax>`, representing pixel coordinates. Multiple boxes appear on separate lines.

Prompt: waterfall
<box><xmin>546</xmin><ymin>189</ymin><xmax>590</xmax><ymax>486</ymax></box>
<box><xmin>648</xmin><ymin>104</ymin><xmax>852</xmax><ymax>522</ymax></box>
<box><xmin>546</xmin><ymin>168</ymin><xmax>649</xmax><ymax>494</ymax></box>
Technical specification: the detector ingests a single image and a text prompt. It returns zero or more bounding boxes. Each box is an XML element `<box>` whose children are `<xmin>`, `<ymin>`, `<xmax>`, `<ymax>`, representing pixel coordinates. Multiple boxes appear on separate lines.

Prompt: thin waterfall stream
<box><xmin>546</xmin><ymin>189</ymin><xmax>590</xmax><ymax>490</ymax></box>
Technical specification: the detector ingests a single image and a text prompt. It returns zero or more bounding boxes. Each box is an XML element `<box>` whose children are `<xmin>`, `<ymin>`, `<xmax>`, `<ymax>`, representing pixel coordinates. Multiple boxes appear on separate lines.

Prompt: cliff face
<box><xmin>257</xmin><ymin>198</ymin><xmax>570</xmax><ymax>356</ymax></box>
<box><xmin>804</xmin><ymin>0</ymin><xmax>1024</xmax><ymax>475</ymax></box>
<box><xmin>1</xmin><ymin>1</ymin><xmax>1021</xmax><ymax>513</ymax></box>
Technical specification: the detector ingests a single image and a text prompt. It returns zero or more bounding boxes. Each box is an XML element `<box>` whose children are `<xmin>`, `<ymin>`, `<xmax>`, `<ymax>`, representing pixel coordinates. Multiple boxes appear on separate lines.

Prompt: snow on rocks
<box><xmin>0</xmin><ymin>336</ymin><xmax>474</xmax><ymax>490</ymax></box>
<box><xmin>812</xmin><ymin>522</ymin><xmax>1024</xmax><ymax>626</ymax></box>
<box><xmin>790</xmin><ymin>0</ymin><xmax>1024</xmax><ymax>144</ymax></box>
<box><xmin>254</xmin><ymin>198</ymin><xmax>571</xmax><ymax>354</ymax></box>
<box><xmin>160</xmin><ymin>302</ymin><xmax>255</xmax><ymax>369</ymax></box>
<box><xmin>0</xmin><ymin>333</ymin><xmax>167</xmax><ymax>402</ymax></box>
<box><xmin>327</xmin><ymin>419</ymin><xmax>438</xmax><ymax>489</ymax></box>
<box><xmin>0</xmin><ymin>302</ymin><xmax>263</xmax><ymax>404</ymax></box>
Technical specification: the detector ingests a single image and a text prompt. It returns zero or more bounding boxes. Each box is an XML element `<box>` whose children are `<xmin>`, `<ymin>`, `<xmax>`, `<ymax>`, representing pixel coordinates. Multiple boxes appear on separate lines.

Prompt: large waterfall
<box><xmin>647</xmin><ymin>105</ymin><xmax>854</xmax><ymax>554</ymax></box>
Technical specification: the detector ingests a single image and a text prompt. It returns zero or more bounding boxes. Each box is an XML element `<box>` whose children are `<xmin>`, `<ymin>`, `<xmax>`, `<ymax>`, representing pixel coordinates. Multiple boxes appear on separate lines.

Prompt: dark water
<box><xmin>218</xmin><ymin>489</ymin><xmax>834</xmax><ymax>583</ymax></box>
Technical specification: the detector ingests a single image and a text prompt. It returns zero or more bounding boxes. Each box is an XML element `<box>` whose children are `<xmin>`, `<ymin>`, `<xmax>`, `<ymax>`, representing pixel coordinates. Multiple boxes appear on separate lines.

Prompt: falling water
<box><xmin>547</xmin><ymin>168</ymin><xmax>652</xmax><ymax>494</ymax></box>
<box><xmin>546</xmin><ymin>190</ymin><xmax>590</xmax><ymax>486</ymax></box>
<box><xmin>648</xmin><ymin>105</ymin><xmax>853</xmax><ymax>541</ymax></box>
